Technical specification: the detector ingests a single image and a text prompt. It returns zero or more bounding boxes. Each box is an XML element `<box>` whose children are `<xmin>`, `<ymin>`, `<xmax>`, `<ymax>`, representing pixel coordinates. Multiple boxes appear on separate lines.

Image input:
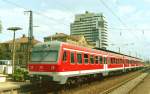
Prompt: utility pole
<box><xmin>24</xmin><ymin>10</ymin><xmax>33</xmax><ymax>66</ymax></box>
<box><xmin>118</xmin><ymin>47</ymin><xmax>120</xmax><ymax>53</ymax></box>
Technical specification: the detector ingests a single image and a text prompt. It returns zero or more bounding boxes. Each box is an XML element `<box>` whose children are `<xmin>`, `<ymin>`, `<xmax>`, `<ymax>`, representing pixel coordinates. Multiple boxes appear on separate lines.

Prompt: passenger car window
<box><xmin>104</xmin><ymin>57</ymin><xmax>107</xmax><ymax>64</ymax></box>
<box><xmin>111</xmin><ymin>58</ymin><xmax>113</xmax><ymax>64</ymax></box>
<box><xmin>71</xmin><ymin>52</ymin><xmax>75</xmax><ymax>64</ymax></box>
<box><xmin>95</xmin><ymin>56</ymin><xmax>99</xmax><ymax>64</ymax></box>
<box><xmin>84</xmin><ymin>54</ymin><xmax>88</xmax><ymax>64</ymax></box>
<box><xmin>90</xmin><ymin>55</ymin><xmax>94</xmax><ymax>64</ymax></box>
<box><xmin>77</xmin><ymin>53</ymin><xmax>82</xmax><ymax>64</ymax></box>
<box><xmin>62</xmin><ymin>51</ymin><xmax>67</xmax><ymax>62</ymax></box>
<box><xmin>99</xmin><ymin>56</ymin><xmax>103</xmax><ymax>64</ymax></box>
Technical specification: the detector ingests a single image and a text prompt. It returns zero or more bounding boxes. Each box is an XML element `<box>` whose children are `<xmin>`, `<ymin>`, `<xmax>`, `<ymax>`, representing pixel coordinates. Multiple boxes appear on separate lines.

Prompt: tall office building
<box><xmin>70</xmin><ymin>11</ymin><xmax>108</xmax><ymax>49</ymax></box>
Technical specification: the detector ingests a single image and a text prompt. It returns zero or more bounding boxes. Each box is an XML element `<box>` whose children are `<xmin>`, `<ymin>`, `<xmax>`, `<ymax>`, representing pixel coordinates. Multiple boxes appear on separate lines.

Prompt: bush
<box><xmin>13</xmin><ymin>68</ymin><xmax>29</xmax><ymax>81</ymax></box>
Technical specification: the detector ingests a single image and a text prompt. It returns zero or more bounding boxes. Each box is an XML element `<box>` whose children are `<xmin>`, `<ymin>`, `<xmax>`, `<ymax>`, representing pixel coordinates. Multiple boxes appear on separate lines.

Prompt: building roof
<box><xmin>44</xmin><ymin>33</ymin><xmax>93</xmax><ymax>48</ymax></box>
<box><xmin>44</xmin><ymin>33</ymin><xmax>85</xmax><ymax>42</ymax></box>
<box><xmin>3</xmin><ymin>34</ymin><xmax>41</xmax><ymax>44</ymax></box>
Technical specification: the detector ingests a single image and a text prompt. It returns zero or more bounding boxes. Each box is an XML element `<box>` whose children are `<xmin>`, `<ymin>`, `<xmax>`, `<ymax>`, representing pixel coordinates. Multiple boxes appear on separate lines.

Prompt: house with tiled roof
<box><xmin>44</xmin><ymin>33</ymin><xmax>94</xmax><ymax>48</ymax></box>
<box><xmin>0</xmin><ymin>34</ymin><xmax>41</xmax><ymax>67</ymax></box>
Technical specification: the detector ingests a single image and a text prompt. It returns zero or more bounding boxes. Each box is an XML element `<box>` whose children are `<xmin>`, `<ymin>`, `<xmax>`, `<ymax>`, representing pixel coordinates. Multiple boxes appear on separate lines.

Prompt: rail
<box><xmin>100</xmin><ymin>68</ymin><xmax>149</xmax><ymax>94</ymax></box>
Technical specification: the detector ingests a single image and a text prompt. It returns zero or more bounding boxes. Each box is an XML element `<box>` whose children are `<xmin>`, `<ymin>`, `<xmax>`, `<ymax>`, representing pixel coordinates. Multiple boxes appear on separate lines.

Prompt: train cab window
<box><xmin>77</xmin><ymin>53</ymin><xmax>82</xmax><ymax>64</ymax></box>
<box><xmin>62</xmin><ymin>51</ymin><xmax>67</xmax><ymax>62</ymax></box>
<box><xmin>90</xmin><ymin>55</ymin><xmax>94</xmax><ymax>64</ymax></box>
<box><xmin>95</xmin><ymin>56</ymin><xmax>99</xmax><ymax>64</ymax></box>
<box><xmin>99</xmin><ymin>56</ymin><xmax>103</xmax><ymax>64</ymax></box>
<box><xmin>104</xmin><ymin>57</ymin><xmax>107</xmax><ymax>64</ymax></box>
<box><xmin>84</xmin><ymin>54</ymin><xmax>88</xmax><ymax>64</ymax></box>
<box><xmin>71</xmin><ymin>52</ymin><xmax>75</xmax><ymax>64</ymax></box>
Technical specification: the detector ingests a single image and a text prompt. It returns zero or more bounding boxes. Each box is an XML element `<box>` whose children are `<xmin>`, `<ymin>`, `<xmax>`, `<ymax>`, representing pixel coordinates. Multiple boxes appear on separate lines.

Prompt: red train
<box><xmin>28</xmin><ymin>41</ymin><xmax>144</xmax><ymax>84</ymax></box>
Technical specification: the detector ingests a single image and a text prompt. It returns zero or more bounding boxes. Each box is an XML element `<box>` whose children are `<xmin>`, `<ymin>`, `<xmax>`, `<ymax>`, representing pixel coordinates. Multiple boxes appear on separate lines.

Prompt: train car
<box><xmin>28</xmin><ymin>41</ymin><xmax>144</xmax><ymax>84</ymax></box>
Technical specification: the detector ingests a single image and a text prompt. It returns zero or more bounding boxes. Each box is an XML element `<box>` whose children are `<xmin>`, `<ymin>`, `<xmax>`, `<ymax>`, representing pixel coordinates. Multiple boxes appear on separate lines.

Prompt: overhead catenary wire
<box><xmin>97</xmin><ymin>0</ymin><xmax>148</xmax><ymax>57</ymax></box>
<box><xmin>1</xmin><ymin>0</ymin><xmax>68</xmax><ymax>27</ymax></box>
<box><xmin>98</xmin><ymin>0</ymin><xmax>142</xmax><ymax>41</ymax></box>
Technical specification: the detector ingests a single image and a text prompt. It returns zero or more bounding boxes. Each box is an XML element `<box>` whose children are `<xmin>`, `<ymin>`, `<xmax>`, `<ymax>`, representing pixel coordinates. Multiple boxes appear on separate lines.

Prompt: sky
<box><xmin>0</xmin><ymin>0</ymin><xmax>150</xmax><ymax>59</ymax></box>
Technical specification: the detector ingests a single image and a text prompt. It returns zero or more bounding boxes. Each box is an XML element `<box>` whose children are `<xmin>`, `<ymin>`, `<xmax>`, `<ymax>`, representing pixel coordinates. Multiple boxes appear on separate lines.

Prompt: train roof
<box><xmin>34</xmin><ymin>41</ymin><xmax>142</xmax><ymax>61</ymax></box>
<box><xmin>60</xmin><ymin>41</ymin><xmax>142</xmax><ymax>60</ymax></box>
<box><xmin>94</xmin><ymin>47</ymin><xmax>142</xmax><ymax>60</ymax></box>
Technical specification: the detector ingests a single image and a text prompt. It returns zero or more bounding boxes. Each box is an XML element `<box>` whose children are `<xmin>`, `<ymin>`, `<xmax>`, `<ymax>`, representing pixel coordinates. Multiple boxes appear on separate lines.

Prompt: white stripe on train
<box><xmin>29</xmin><ymin>66</ymin><xmax>140</xmax><ymax>76</ymax></box>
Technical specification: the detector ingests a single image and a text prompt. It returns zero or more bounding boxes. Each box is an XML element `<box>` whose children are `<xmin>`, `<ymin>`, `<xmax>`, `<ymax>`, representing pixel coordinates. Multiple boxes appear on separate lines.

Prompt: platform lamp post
<box><xmin>7</xmin><ymin>27</ymin><xmax>22</xmax><ymax>75</ymax></box>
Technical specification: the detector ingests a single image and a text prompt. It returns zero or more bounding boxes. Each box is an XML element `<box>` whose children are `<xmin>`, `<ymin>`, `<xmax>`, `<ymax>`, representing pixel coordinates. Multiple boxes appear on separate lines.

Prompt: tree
<box><xmin>0</xmin><ymin>45</ymin><xmax>4</xmax><ymax>59</ymax></box>
<box><xmin>0</xmin><ymin>45</ymin><xmax>11</xmax><ymax>60</ymax></box>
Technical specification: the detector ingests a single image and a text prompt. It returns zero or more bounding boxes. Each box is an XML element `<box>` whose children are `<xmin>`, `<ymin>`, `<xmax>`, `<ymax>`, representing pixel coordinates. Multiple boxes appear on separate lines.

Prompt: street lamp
<box><xmin>7</xmin><ymin>27</ymin><xmax>22</xmax><ymax>75</ymax></box>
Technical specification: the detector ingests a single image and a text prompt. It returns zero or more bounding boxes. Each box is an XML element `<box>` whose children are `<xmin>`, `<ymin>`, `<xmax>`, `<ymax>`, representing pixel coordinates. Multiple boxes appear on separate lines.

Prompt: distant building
<box><xmin>44</xmin><ymin>33</ymin><xmax>93</xmax><ymax>48</ymax></box>
<box><xmin>0</xmin><ymin>34</ymin><xmax>41</xmax><ymax>67</ymax></box>
<box><xmin>70</xmin><ymin>11</ymin><xmax>108</xmax><ymax>49</ymax></box>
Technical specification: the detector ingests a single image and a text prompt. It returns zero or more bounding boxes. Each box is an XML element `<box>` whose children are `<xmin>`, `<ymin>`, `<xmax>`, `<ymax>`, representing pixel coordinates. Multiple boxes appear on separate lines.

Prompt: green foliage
<box><xmin>13</xmin><ymin>68</ymin><xmax>29</xmax><ymax>81</ymax></box>
<box><xmin>0</xmin><ymin>45</ymin><xmax>11</xmax><ymax>60</ymax></box>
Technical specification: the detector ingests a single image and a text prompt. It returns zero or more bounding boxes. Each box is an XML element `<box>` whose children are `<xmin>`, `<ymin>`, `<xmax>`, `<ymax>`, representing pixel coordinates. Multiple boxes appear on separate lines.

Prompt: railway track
<box><xmin>129</xmin><ymin>68</ymin><xmax>150</xmax><ymax>94</ymax></box>
<box><xmin>59</xmin><ymin>68</ymin><xmax>148</xmax><ymax>94</ymax></box>
<box><xmin>100</xmin><ymin>68</ymin><xmax>149</xmax><ymax>94</ymax></box>
<box><xmin>18</xmin><ymin>68</ymin><xmax>149</xmax><ymax>94</ymax></box>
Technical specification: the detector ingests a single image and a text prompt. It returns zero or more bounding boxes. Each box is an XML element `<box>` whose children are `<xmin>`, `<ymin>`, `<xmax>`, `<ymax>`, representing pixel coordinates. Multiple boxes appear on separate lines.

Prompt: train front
<box><xmin>28</xmin><ymin>41</ymin><xmax>64</xmax><ymax>84</ymax></box>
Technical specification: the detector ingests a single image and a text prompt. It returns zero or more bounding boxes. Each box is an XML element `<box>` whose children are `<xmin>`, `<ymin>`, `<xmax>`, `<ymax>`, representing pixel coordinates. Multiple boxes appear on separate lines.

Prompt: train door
<box><xmin>103</xmin><ymin>55</ymin><xmax>108</xmax><ymax>76</ymax></box>
<box><xmin>97</xmin><ymin>55</ymin><xmax>103</xmax><ymax>70</ymax></box>
<box><xmin>62</xmin><ymin>49</ymin><xmax>70</xmax><ymax>71</ymax></box>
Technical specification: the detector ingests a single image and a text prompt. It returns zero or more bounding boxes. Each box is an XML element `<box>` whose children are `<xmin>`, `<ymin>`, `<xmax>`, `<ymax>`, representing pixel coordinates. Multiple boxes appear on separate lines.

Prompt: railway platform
<box><xmin>0</xmin><ymin>80</ymin><xmax>30</xmax><ymax>94</ymax></box>
<box><xmin>129</xmin><ymin>70</ymin><xmax>150</xmax><ymax>94</ymax></box>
